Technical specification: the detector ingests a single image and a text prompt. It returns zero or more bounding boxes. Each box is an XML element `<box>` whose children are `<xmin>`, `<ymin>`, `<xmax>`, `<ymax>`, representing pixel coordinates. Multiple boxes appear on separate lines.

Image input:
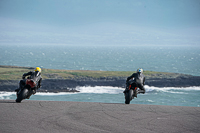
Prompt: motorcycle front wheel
<box><xmin>16</xmin><ymin>89</ymin><xmax>29</xmax><ymax>103</ymax></box>
<box><xmin>125</xmin><ymin>89</ymin><xmax>133</xmax><ymax>104</ymax></box>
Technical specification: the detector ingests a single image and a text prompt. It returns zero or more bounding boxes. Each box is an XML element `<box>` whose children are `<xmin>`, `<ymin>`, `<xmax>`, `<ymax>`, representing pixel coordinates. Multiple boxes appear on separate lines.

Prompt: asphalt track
<box><xmin>0</xmin><ymin>100</ymin><xmax>200</xmax><ymax>133</ymax></box>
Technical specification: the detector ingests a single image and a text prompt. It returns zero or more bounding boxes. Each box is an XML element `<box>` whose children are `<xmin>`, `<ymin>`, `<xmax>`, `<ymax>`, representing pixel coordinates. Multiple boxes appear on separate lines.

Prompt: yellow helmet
<box><xmin>35</xmin><ymin>67</ymin><xmax>41</xmax><ymax>73</ymax></box>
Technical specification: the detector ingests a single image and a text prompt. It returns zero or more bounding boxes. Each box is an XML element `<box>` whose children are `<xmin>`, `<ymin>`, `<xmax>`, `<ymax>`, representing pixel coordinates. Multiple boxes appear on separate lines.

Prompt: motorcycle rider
<box><xmin>123</xmin><ymin>68</ymin><xmax>146</xmax><ymax>97</ymax></box>
<box><xmin>15</xmin><ymin>67</ymin><xmax>42</xmax><ymax>95</ymax></box>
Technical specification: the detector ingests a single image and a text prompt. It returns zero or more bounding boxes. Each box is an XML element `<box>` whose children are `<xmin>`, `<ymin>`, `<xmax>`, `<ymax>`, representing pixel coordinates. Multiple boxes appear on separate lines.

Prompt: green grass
<box><xmin>0</xmin><ymin>65</ymin><xmax>180</xmax><ymax>80</ymax></box>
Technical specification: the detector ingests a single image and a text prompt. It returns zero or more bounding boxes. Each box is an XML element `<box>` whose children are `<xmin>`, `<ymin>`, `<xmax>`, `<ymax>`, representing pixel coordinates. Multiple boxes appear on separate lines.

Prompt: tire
<box><xmin>16</xmin><ymin>89</ymin><xmax>28</xmax><ymax>103</ymax></box>
<box><xmin>125</xmin><ymin>89</ymin><xmax>133</xmax><ymax>104</ymax></box>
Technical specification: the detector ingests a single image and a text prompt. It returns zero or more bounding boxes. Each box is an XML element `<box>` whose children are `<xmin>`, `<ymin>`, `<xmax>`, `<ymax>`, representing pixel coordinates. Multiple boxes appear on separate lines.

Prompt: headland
<box><xmin>0</xmin><ymin>65</ymin><xmax>200</xmax><ymax>92</ymax></box>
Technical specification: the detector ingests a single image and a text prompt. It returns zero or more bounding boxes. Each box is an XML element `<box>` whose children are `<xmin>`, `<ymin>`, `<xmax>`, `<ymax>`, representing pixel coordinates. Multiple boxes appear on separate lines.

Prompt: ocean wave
<box><xmin>145</xmin><ymin>85</ymin><xmax>200</xmax><ymax>92</ymax></box>
<box><xmin>145</xmin><ymin>85</ymin><xmax>200</xmax><ymax>95</ymax></box>
<box><xmin>76</xmin><ymin>85</ymin><xmax>200</xmax><ymax>94</ymax></box>
<box><xmin>0</xmin><ymin>92</ymin><xmax>15</xmax><ymax>99</ymax></box>
<box><xmin>146</xmin><ymin>99</ymin><xmax>155</xmax><ymax>103</ymax></box>
<box><xmin>36</xmin><ymin>92</ymin><xmax>78</xmax><ymax>96</ymax></box>
<box><xmin>0</xmin><ymin>92</ymin><xmax>15</xmax><ymax>96</ymax></box>
<box><xmin>76</xmin><ymin>86</ymin><xmax>124</xmax><ymax>94</ymax></box>
<box><xmin>0</xmin><ymin>86</ymin><xmax>199</xmax><ymax>98</ymax></box>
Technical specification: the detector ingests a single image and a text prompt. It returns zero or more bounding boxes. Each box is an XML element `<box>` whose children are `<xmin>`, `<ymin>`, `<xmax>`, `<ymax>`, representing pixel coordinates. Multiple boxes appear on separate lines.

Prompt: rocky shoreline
<box><xmin>0</xmin><ymin>75</ymin><xmax>200</xmax><ymax>93</ymax></box>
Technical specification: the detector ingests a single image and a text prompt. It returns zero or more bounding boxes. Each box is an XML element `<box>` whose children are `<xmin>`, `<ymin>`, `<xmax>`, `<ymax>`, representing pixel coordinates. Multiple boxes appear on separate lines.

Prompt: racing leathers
<box><xmin>16</xmin><ymin>71</ymin><xmax>42</xmax><ymax>94</ymax></box>
<box><xmin>124</xmin><ymin>72</ymin><xmax>146</xmax><ymax>94</ymax></box>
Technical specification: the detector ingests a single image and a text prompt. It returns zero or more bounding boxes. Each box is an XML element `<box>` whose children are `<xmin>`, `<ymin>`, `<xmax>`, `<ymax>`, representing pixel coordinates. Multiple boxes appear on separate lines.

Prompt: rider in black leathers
<box><xmin>15</xmin><ymin>67</ymin><xmax>42</xmax><ymax>94</ymax></box>
<box><xmin>123</xmin><ymin>68</ymin><xmax>146</xmax><ymax>95</ymax></box>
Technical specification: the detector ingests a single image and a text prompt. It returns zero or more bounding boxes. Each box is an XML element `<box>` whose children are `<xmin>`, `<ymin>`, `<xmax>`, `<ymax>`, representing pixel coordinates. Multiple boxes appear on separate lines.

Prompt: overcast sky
<box><xmin>0</xmin><ymin>0</ymin><xmax>200</xmax><ymax>45</ymax></box>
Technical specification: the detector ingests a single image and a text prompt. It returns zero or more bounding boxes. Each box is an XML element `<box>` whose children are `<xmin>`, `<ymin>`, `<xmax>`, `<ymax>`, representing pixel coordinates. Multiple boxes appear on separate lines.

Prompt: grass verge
<box><xmin>0</xmin><ymin>65</ymin><xmax>181</xmax><ymax>80</ymax></box>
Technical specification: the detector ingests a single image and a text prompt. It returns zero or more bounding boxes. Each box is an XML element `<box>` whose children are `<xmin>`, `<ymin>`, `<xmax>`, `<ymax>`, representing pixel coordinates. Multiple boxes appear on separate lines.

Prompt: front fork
<box><xmin>125</xmin><ymin>84</ymin><xmax>137</xmax><ymax>98</ymax></box>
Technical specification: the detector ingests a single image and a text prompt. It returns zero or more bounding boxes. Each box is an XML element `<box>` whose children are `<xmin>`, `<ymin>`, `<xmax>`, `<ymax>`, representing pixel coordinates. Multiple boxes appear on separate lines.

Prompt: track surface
<box><xmin>0</xmin><ymin>100</ymin><xmax>200</xmax><ymax>133</ymax></box>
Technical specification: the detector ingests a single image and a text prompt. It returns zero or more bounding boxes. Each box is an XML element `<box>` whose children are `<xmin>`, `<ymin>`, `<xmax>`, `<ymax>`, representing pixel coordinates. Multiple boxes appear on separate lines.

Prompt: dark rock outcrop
<box><xmin>0</xmin><ymin>75</ymin><xmax>200</xmax><ymax>92</ymax></box>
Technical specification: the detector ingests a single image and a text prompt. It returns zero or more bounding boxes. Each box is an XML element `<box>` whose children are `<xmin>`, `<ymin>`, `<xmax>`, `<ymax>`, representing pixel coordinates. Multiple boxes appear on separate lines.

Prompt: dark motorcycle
<box><xmin>16</xmin><ymin>79</ymin><xmax>36</xmax><ymax>103</ymax></box>
<box><xmin>124</xmin><ymin>80</ymin><xmax>144</xmax><ymax>104</ymax></box>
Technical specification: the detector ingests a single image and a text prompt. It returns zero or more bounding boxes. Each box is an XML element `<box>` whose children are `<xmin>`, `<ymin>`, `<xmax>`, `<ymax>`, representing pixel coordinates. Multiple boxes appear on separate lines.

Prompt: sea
<box><xmin>0</xmin><ymin>44</ymin><xmax>200</xmax><ymax>107</ymax></box>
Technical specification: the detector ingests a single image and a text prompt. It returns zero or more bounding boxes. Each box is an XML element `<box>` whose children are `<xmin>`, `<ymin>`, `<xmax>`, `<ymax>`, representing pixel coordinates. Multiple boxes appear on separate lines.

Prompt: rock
<box><xmin>0</xmin><ymin>75</ymin><xmax>200</xmax><ymax>92</ymax></box>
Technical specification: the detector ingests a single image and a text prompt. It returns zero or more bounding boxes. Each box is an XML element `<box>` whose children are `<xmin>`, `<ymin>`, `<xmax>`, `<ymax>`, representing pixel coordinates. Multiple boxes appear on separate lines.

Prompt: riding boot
<box><xmin>32</xmin><ymin>89</ymin><xmax>36</xmax><ymax>95</ymax></box>
<box><xmin>141</xmin><ymin>88</ymin><xmax>145</xmax><ymax>94</ymax></box>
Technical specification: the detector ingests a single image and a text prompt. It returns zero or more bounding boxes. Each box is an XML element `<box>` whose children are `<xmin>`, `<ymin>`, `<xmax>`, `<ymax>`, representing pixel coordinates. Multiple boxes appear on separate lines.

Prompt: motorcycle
<box><xmin>15</xmin><ymin>78</ymin><xmax>36</xmax><ymax>103</ymax></box>
<box><xmin>124</xmin><ymin>80</ymin><xmax>144</xmax><ymax>104</ymax></box>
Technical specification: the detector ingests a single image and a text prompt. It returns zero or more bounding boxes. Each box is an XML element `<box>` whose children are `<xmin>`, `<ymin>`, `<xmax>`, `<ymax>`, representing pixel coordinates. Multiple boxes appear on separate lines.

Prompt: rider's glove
<box><xmin>22</xmin><ymin>76</ymin><xmax>25</xmax><ymax>79</ymax></box>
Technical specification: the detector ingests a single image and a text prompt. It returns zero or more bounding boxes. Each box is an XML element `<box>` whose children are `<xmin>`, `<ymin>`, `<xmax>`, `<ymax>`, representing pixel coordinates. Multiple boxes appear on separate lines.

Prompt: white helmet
<box><xmin>137</xmin><ymin>68</ymin><xmax>143</xmax><ymax>73</ymax></box>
